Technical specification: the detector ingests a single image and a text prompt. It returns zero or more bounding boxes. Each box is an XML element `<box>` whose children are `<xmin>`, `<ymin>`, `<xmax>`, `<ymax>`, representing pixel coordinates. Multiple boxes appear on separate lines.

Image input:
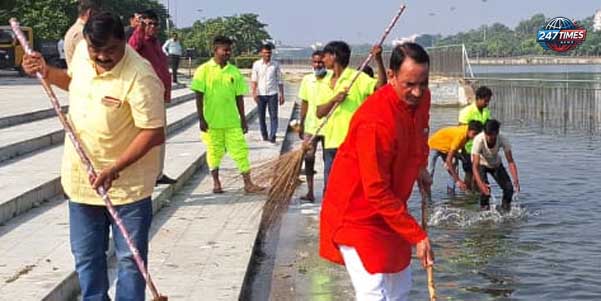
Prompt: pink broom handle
<box><xmin>9</xmin><ymin>18</ymin><xmax>164</xmax><ymax>300</ymax></box>
<box><xmin>311</xmin><ymin>4</ymin><xmax>407</xmax><ymax>139</ymax></box>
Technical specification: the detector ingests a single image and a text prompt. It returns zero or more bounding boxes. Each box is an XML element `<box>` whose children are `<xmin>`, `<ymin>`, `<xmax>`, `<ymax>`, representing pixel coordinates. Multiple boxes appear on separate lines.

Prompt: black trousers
<box><xmin>303</xmin><ymin>135</ymin><xmax>325</xmax><ymax>176</ymax></box>
<box><xmin>169</xmin><ymin>55</ymin><xmax>180</xmax><ymax>83</ymax></box>
<box><xmin>477</xmin><ymin>164</ymin><xmax>514</xmax><ymax>208</ymax></box>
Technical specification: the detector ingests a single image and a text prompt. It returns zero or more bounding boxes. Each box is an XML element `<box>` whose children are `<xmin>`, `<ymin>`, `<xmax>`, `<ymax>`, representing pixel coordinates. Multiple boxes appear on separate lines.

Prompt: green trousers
<box><xmin>201</xmin><ymin>128</ymin><xmax>250</xmax><ymax>173</ymax></box>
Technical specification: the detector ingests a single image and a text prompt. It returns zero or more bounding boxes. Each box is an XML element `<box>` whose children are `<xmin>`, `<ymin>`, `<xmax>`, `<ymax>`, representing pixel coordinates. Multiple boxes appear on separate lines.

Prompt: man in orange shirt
<box><xmin>428</xmin><ymin>121</ymin><xmax>483</xmax><ymax>194</ymax></box>
<box><xmin>319</xmin><ymin>43</ymin><xmax>434</xmax><ymax>300</ymax></box>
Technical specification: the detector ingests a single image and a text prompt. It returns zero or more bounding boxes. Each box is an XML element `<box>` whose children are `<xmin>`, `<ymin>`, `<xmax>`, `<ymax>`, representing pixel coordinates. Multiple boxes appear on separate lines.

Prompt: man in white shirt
<box><xmin>471</xmin><ymin>119</ymin><xmax>520</xmax><ymax>211</ymax></box>
<box><xmin>251</xmin><ymin>44</ymin><xmax>284</xmax><ymax>143</ymax></box>
<box><xmin>162</xmin><ymin>32</ymin><xmax>183</xmax><ymax>83</ymax></box>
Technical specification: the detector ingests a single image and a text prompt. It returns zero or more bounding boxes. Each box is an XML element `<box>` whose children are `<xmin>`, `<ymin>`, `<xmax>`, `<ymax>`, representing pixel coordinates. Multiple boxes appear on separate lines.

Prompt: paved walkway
<box><xmin>0</xmin><ymin>77</ymin><xmax>298</xmax><ymax>300</ymax></box>
<box><xmin>139</xmin><ymin>98</ymin><xmax>293</xmax><ymax>300</ymax></box>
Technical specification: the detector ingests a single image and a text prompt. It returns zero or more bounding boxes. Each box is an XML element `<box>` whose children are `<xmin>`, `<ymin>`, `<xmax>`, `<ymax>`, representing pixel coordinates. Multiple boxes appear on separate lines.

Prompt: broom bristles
<box><xmin>251</xmin><ymin>147</ymin><xmax>304</xmax><ymax>189</ymax></box>
<box><xmin>251</xmin><ymin>146</ymin><xmax>305</xmax><ymax>226</ymax></box>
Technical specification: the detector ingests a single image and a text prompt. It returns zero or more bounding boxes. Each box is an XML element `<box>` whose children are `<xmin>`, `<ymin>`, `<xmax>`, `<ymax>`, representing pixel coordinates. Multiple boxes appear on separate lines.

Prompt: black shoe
<box><xmin>156</xmin><ymin>175</ymin><xmax>177</xmax><ymax>185</ymax></box>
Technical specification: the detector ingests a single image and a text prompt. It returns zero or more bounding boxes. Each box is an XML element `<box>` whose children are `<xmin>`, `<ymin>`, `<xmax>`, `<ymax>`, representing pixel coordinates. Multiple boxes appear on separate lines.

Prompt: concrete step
<box><xmin>0</xmin><ymin>89</ymin><xmax>195</xmax><ymax>164</ymax></box>
<box><xmin>0</xmin><ymin>97</ymin><xmax>269</xmax><ymax>301</ymax></box>
<box><xmin>0</xmin><ymin>81</ymin><xmax>69</xmax><ymax>129</ymax></box>
<box><xmin>0</xmin><ymin>83</ymin><xmax>190</xmax><ymax>129</ymax></box>
<box><xmin>0</xmin><ymin>96</ymin><xmax>200</xmax><ymax>226</ymax></box>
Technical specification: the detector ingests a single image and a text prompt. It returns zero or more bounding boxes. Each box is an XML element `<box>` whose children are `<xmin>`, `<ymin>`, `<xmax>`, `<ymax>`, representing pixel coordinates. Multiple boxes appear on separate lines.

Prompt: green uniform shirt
<box><xmin>298</xmin><ymin>72</ymin><xmax>329</xmax><ymax>135</ymax></box>
<box><xmin>458</xmin><ymin>103</ymin><xmax>491</xmax><ymax>125</ymax></box>
<box><xmin>458</xmin><ymin>102</ymin><xmax>491</xmax><ymax>152</ymax></box>
<box><xmin>190</xmin><ymin>59</ymin><xmax>249</xmax><ymax>129</ymax></box>
<box><xmin>317</xmin><ymin>68</ymin><xmax>376</xmax><ymax>149</ymax></box>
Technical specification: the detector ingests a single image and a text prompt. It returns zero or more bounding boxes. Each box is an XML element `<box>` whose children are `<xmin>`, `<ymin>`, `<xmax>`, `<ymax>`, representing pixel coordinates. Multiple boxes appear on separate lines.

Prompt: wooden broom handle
<box><xmin>420</xmin><ymin>186</ymin><xmax>437</xmax><ymax>301</ymax></box>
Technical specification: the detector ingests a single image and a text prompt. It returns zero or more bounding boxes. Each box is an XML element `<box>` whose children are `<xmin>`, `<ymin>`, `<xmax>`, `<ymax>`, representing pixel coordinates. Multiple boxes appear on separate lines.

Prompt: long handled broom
<box><xmin>419</xmin><ymin>185</ymin><xmax>437</xmax><ymax>301</ymax></box>
<box><xmin>255</xmin><ymin>4</ymin><xmax>407</xmax><ymax>211</ymax></box>
<box><xmin>10</xmin><ymin>18</ymin><xmax>167</xmax><ymax>301</ymax></box>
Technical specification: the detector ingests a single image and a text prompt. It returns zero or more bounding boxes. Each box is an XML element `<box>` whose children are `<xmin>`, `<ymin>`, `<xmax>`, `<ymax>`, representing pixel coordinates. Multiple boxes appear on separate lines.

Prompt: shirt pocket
<box><xmin>89</xmin><ymin>84</ymin><xmax>129</xmax><ymax>134</ymax></box>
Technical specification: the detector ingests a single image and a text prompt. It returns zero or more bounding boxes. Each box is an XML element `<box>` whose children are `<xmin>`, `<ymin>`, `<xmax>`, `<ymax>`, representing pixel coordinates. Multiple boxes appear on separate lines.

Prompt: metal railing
<box><xmin>277</xmin><ymin>44</ymin><xmax>471</xmax><ymax>78</ymax></box>
<box><xmin>469</xmin><ymin>77</ymin><xmax>601</xmax><ymax>135</ymax></box>
<box><xmin>426</xmin><ymin>44</ymin><xmax>468</xmax><ymax>78</ymax></box>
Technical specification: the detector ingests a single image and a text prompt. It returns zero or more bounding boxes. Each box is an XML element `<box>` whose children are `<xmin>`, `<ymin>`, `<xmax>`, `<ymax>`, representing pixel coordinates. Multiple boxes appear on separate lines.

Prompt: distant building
<box><xmin>392</xmin><ymin>34</ymin><xmax>418</xmax><ymax>46</ymax></box>
<box><xmin>594</xmin><ymin>9</ymin><xmax>601</xmax><ymax>32</ymax></box>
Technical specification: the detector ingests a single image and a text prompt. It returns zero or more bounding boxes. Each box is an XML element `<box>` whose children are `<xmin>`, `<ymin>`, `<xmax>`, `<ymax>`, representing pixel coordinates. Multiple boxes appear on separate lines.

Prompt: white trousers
<box><xmin>340</xmin><ymin>245</ymin><xmax>412</xmax><ymax>301</ymax></box>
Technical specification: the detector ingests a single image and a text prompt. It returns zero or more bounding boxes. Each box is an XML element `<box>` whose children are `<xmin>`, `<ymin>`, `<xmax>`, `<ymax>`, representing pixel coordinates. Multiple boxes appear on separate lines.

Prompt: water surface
<box><xmin>264</xmin><ymin>83</ymin><xmax>601</xmax><ymax>300</ymax></box>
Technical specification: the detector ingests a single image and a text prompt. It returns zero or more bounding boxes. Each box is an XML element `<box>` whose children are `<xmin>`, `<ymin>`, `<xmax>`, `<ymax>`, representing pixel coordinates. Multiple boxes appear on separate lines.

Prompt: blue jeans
<box><xmin>69</xmin><ymin>198</ymin><xmax>153</xmax><ymax>301</ymax></box>
<box><xmin>323</xmin><ymin>148</ymin><xmax>338</xmax><ymax>190</ymax></box>
<box><xmin>258</xmin><ymin>94</ymin><xmax>279</xmax><ymax>141</ymax></box>
<box><xmin>429</xmin><ymin>150</ymin><xmax>459</xmax><ymax>191</ymax></box>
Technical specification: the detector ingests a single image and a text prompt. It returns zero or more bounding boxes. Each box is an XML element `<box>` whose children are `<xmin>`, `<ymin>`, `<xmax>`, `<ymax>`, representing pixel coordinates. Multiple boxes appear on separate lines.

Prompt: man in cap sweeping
<box><xmin>297</xmin><ymin>50</ymin><xmax>329</xmax><ymax>202</ymax></box>
<box><xmin>320</xmin><ymin>43</ymin><xmax>434</xmax><ymax>300</ymax></box>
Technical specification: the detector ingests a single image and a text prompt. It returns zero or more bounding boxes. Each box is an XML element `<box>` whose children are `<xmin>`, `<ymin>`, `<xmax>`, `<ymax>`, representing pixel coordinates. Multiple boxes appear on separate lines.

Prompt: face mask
<box><xmin>314</xmin><ymin>67</ymin><xmax>327</xmax><ymax>77</ymax></box>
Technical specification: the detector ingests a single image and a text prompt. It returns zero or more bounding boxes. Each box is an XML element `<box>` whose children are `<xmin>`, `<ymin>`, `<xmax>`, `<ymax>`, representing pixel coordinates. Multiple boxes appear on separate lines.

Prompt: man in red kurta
<box><xmin>319</xmin><ymin>42</ymin><xmax>434</xmax><ymax>300</ymax></box>
<box><xmin>128</xmin><ymin>10</ymin><xmax>171</xmax><ymax>103</ymax></box>
<box><xmin>128</xmin><ymin>9</ymin><xmax>176</xmax><ymax>185</ymax></box>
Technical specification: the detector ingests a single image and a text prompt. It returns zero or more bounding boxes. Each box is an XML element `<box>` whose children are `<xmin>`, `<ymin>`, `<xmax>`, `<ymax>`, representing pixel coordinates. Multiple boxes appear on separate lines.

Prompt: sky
<box><xmin>160</xmin><ymin>0</ymin><xmax>600</xmax><ymax>46</ymax></box>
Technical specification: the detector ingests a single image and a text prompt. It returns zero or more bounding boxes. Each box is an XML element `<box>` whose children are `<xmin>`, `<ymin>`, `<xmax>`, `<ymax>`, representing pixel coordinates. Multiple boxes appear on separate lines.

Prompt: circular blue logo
<box><xmin>537</xmin><ymin>17</ymin><xmax>587</xmax><ymax>52</ymax></box>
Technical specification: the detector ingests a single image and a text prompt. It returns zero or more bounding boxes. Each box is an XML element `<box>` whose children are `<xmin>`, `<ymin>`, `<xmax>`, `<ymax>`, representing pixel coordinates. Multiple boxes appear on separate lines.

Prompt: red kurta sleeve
<box><xmin>418</xmin><ymin>90</ymin><xmax>431</xmax><ymax>168</ymax></box>
<box><xmin>355</xmin><ymin>122</ymin><xmax>427</xmax><ymax>244</ymax></box>
<box><xmin>128</xmin><ymin>26</ymin><xmax>144</xmax><ymax>51</ymax></box>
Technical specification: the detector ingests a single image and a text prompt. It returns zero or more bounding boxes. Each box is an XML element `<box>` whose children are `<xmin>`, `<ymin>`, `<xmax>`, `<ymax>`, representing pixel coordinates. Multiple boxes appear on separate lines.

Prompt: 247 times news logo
<box><xmin>537</xmin><ymin>17</ymin><xmax>587</xmax><ymax>53</ymax></box>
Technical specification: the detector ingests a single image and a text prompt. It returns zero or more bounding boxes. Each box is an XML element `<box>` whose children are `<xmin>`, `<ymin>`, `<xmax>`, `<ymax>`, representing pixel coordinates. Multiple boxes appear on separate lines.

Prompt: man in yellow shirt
<box><xmin>23</xmin><ymin>13</ymin><xmax>165</xmax><ymax>300</ymax></box>
<box><xmin>458</xmin><ymin>86</ymin><xmax>492</xmax><ymax>125</ymax></box>
<box><xmin>191</xmin><ymin>36</ymin><xmax>264</xmax><ymax>194</ymax></box>
<box><xmin>458</xmin><ymin>86</ymin><xmax>493</xmax><ymax>189</ymax></box>
<box><xmin>428</xmin><ymin>121</ymin><xmax>483</xmax><ymax>194</ymax></box>
<box><xmin>316</xmin><ymin>41</ymin><xmax>386</xmax><ymax>188</ymax></box>
<box><xmin>298</xmin><ymin>50</ymin><xmax>328</xmax><ymax>202</ymax></box>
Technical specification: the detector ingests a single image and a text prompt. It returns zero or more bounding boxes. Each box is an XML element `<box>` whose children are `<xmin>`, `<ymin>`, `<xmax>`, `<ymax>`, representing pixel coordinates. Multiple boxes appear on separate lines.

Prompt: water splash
<box><xmin>428</xmin><ymin>197</ymin><xmax>533</xmax><ymax>228</ymax></box>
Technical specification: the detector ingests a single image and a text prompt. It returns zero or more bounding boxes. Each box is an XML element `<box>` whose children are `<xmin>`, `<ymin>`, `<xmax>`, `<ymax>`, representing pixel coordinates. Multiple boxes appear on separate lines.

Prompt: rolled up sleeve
<box><xmin>127</xmin><ymin>73</ymin><xmax>166</xmax><ymax>129</ymax></box>
<box><xmin>418</xmin><ymin>91</ymin><xmax>431</xmax><ymax>167</ymax></box>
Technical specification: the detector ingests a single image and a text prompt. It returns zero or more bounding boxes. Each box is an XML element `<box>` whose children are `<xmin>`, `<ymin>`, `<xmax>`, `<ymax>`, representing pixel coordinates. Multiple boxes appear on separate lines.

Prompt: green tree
<box><xmin>0</xmin><ymin>0</ymin><xmax>168</xmax><ymax>41</ymax></box>
<box><xmin>0</xmin><ymin>0</ymin><xmax>18</xmax><ymax>25</ymax></box>
<box><xmin>1</xmin><ymin>0</ymin><xmax>77</xmax><ymax>41</ymax></box>
<box><xmin>179</xmin><ymin>13</ymin><xmax>271</xmax><ymax>57</ymax></box>
<box><xmin>515</xmin><ymin>14</ymin><xmax>546</xmax><ymax>35</ymax></box>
